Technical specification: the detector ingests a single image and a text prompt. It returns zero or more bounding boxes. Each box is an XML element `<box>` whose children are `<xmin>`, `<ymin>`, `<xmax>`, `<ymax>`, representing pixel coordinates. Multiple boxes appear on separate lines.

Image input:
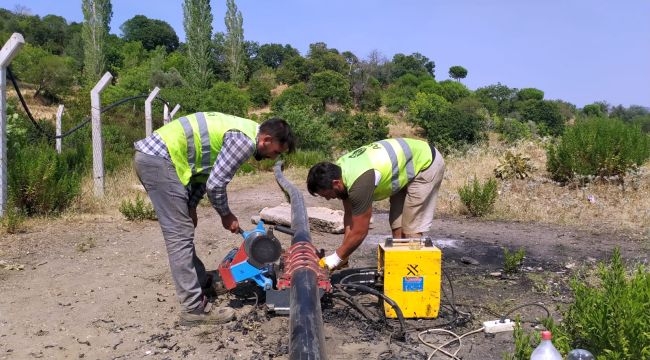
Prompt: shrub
<box><xmin>562</xmin><ymin>248</ymin><xmax>650</xmax><ymax>358</ymax></box>
<box><xmin>497</xmin><ymin>117</ymin><xmax>532</xmax><ymax>143</ymax></box>
<box><xmin>547</xmin><ymin>118</ymin><xmax>650</xmax><ymax>183</ymax></box>
<box><xmin>1</xmin><ymin>205</ymin><xmax>26</xmax><ymax>234</ymax></box>
<box><xmin>503</xmin><ymin>247</ymin><xmax>526</xmax><ymax>274</ymax></box>
<box><xmin>8</xmin><ymin>141</ymin><xmax>82</xmax><ymax>215</ymax></box>
<box><xmin>284</xmin><ymin>150</ymin><xmax>326</xmax><ymax>168</ymax></box>
<box><xmin>119</xmin><ymin>194</ymin><xmax>157</xmax><ymax>221</ymax></box>
<box><xmin>458</xmin><ymin>177</ymin><xmax>498</xmax><ymax>217</ymax></box>
<box><xmin>494</xmin><ymin>151</ymin><xmax>534</xmax><ymax>180</ymax></box>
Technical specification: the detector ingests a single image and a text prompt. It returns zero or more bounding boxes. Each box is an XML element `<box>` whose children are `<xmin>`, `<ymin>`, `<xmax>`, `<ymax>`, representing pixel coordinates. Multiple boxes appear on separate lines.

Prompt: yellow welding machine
<box><xmin>378</xmin><ymin>238</ymin><xmax>442</xmax><ymax>319</ymax></box>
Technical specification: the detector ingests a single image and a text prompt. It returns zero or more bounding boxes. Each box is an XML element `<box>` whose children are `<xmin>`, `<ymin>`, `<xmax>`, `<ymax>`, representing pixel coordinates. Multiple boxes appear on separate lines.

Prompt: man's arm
<box><xmin>206</xmin><ymin>131</ymin><xmax>255</xmax><ymax>232</ymax></box>
<box><xmin>336</xmin><ymin>200</ymin><xmax>373</xmax><ymax>259</ymax></box>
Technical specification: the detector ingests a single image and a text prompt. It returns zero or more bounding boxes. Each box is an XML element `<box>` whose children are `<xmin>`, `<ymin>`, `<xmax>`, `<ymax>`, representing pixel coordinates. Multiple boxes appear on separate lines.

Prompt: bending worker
<box><xmin>307</xmin><ymin>138</ymin><xmax>444</xmax><ymax>270</ymax></box>
<box><xmin>134</xmin><ymin>112</ymin><xmax>295</xmax><ymax>326</ymax></box>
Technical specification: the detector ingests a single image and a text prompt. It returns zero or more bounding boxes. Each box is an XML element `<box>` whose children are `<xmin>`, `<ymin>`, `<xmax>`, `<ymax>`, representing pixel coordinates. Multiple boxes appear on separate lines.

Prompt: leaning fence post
<box><xmin>0</xmin><ymin>33</ymin><xmax>25</xmax><ymax>217</ymax></box>
<box><xmin>55</xmin><ymin>104</ymin><xmax>64</xmax><ymax>154</ymax></box>
<box><xmin>90</xmin><ymin>72</ymin><xmax>113</xmax><ymax>198</ymax></box>
<box><xmin>163</xmin><ymin>103</ymin><xmax>169</xmax><ymax>125</ymax></box>
<box><xmin>168</xmin><ymin>104</ymin><xmax>181</xmax><ymax>123</ymax></box>
<box><xmin>144</xmin><ymin>87</ymin><xmax>160</xmax><ymax>137</ymax></box>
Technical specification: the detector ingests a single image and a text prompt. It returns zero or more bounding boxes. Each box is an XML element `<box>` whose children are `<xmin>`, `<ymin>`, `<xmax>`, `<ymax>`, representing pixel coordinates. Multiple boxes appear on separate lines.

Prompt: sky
<box><xmin>5</xmin><ymin>0</ymin><xmax>650</xmax><ymax>108</ymax></box>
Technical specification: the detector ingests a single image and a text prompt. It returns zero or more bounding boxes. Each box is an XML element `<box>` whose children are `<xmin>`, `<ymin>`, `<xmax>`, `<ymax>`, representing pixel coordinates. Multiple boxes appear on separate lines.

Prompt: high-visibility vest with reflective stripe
<box><xmin>336</xmin><ymin>138</ymin><xmax>432</xmax><ymax>201</ymax></box>
<box><xmin>155</xmin><ymin>112</ymin><xmax>258</xmax><ymax>185</ymax></box>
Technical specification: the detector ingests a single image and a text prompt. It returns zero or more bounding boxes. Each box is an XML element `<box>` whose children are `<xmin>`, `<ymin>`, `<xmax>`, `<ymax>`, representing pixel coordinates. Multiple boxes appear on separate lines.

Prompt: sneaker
<box><xmin>179</xmin><ymin>301</ymin><xmax>235</xmax><ymax>326</ymax></box>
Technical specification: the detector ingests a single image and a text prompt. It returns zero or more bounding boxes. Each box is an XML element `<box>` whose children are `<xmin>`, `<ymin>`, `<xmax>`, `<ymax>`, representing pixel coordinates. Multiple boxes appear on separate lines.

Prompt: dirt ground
<box><xmin>0</xmin><ymin>173</ymin><xmax>647</xmax><ymax>360</ymax></box>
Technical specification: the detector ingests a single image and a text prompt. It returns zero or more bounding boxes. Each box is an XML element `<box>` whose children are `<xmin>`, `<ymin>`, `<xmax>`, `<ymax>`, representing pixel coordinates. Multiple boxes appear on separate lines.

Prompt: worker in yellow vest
<box><xmin>134</xmin><ymin>112</ymin><xmax>295</xmax><ymax>326</ymax></box>
<box><xmin>307</xmin><ymin>138</ymin><xmax>445</xmax><ymax>270</ymax></box>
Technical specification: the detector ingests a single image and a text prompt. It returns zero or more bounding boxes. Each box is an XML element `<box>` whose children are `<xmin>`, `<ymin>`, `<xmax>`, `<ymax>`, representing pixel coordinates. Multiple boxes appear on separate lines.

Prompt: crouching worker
<box><xmin>134</xmin><ymin>112</ymin><xmax>295</xmax><ymax>326</ymax></box>
<box><xmin>307</xmin><ymin>138</ymin><xmax>444</xmax><ymax>270</ymax></box>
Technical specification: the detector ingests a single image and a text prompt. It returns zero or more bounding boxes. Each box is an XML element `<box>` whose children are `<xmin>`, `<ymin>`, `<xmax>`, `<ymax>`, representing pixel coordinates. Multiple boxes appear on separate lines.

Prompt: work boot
<box><xmin>178</xmin><ymin>297</ymin><xmax>235</xmax><ymax>326</ymax></box>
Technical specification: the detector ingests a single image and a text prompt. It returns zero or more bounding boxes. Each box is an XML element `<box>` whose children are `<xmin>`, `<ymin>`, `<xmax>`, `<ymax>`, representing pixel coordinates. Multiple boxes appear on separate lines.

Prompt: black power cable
<box><xmin>6</xmin><ymin>66</ymin><xmax>172</xmax><ymax>140</ymax></box>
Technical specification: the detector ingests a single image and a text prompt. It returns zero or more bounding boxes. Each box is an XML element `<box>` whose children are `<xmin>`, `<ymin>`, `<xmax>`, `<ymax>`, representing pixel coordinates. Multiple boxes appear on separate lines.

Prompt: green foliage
<box><xmin>200</xmin><ymin>82</ymin><xmax>250</xmax><ymax>117</ymax></box>
<box><xmin>8</xmin><ymin>141</ymin><xmax>82</xmax><ymax>216</ymax></box>
<box><xmin>563</xmin><ymin>248</ymin><xmax>650</xmax><ymax>358</ymax></box>
<box><xmin>119</xmin><ymin>195</ymin><xmax>157</xmax><ymax>221</ymax></box>
<box><xmin>82</xmin><ymin>0</ymin><xmax>112</xmax><ymax>84</ymax></box>
<box><xmin>308</xmin><ymin>70</ymin><xmax>351</xmax><ymax>109</ymax></box>
<box><xmin>383</xmin><ymin>74</ymin><xmax>421</xmax><ymax>113</ymax></box>
<box><xmin>120</xmin><ymin>15</ymin><xmax>179</xmax><ymax>52</ymax></box>
<box><xmin>408</xmin><ymin>92</ymin><xmax>485</xmax><ymax>152</ymax></box>
<box><xmin>546</xmin><ymin>117</ymin><xmax>650</xmax><ymax>183</ymax></box>
<box><xmin>224</xmin><ymin>0</ymin><xmax>246</xmax><ymax>85</ymax></box>
<box><xmin>247</xmin><ymin>68</ymin><xmax>276</xmax><ymax>107</ymax></box>
<box><xmin>270</xmin><ymin>83</ymin><xmax>320</xmax><ymax>113</ymax></box>
<box><xmin>496</xmin><ymin>117</ymin><xmax>533</xmax><ymax>143</ymax></box>
<box><xmin>1</xmin><ymin>206</ymin><xmax>26</xmax><ymax>234</ymax></box>
<box><xmin>283</xmin><ymin>150</ymin><xmax>326</xmax><ymax>168</ymax></box>
<box><xmin>390</xmin><ymin>52</ymin><xmax>435</xmax><ymax>80</ymax></box>
<box><xmin>516</xmin><ymin>88</ymin><xmax>544</xmax><ymax>101</ymax></box>
<box><xmin>458</xmin><ymin>177</ymin><xmax>498</xmax><ymax>217</ymax></box>
<box><xmin>448</xmin><ymin>65</ymin><xmax>468</xmax><ymax>81</ymax></box>
<box><xmin>183</xmin><ymin>0</ymin><xmax>214</xmax><ymax>89</ymax></box>
<box><xmin>433</xmin><ymin>80</ymin><xmax>471</xmax><ymax>103</ymax></box>
<box><xmin>494</xmin><ymin>151</ymin><xmax>534</xmax><ymax>180</ymax></box>
<box><xmin>506</xmin><ymin>317</ymin><xmax>569</xmax><ymax>360</ymax></box>
<box><xmin>276</xmin><ymin>56</ymin><xmax>311</xmax><ymax>85</ymax></box>
<box><xmin>519</xmin><ymin>100</ymin><xmax>564</xmax><ymax>136</ymax></box>
<box><xmin>275</xmin><ymin>108</ymin><xmax>333</xmax><ymax>153</ymax></box>
<box><xmin>474</xmin><ymin>83</ymin><xmax>517</xmax><ymax>117</ymax></box>
<box><xmin>332</xmin><ymin>112</ymin><xmax>390</xmax><ymax>151</ymax></box>
<box><xmin>503</xmin><ymin>247</ymin><xmax>526</xmax><ymax>274</ymax></box>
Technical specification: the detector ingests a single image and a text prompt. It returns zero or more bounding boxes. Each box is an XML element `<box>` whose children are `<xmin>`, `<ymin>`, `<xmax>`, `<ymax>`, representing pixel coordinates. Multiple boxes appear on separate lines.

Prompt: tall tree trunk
<box><xmin>183</xmin><ymin>0</ymin><xmax>214</xmax><ymax>89</ymax></box>
<box><xmin>81</xmin><ymin>0</ymin><xmax>112</xmax><ymax>84</ymax></box>
<box><xmin>225</xmin><ymin>0</ymin><xmax>245</xmax><ymax>86</ymax></box>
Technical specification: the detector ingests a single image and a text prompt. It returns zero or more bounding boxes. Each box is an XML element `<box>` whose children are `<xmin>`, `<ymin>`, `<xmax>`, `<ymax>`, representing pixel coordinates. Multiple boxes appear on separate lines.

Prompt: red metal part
<box><xmin>276</xmin><ymin>242</ymin><xmax>331</xmax><ymax>292</ymax></box>
<box><xmin>217</xmin><ymin>244</ymin><xmax>247</xmax><ymax>290</ymax></box>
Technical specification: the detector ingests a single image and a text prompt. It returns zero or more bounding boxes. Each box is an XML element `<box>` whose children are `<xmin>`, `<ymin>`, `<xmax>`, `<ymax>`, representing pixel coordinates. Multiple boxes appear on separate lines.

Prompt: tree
<box><xmin>474</xmin><ymin>83</ymin><xmax>517</xmax><ymax>116</ymax></box>
<box><xmin>120</xmin><ymin>15</ymin><xmax>179</xmax><ymax>52</ymax></box>
<box><xmin>183</xmin><ymin>0</ymin><xmax>213</xmax><ymax>89</ymax></box>
<box><xmin>516</xmin><ymin>87</ymin><xmax>544</xmax><ymax>101</ymax></box>
<box><xmin>448</xmin><ymin>65</ymin><xmax>467</xmax><ymax>82</ymax></box>
<box><xmin>224</xmin><ymin>0</ymin><xmax>245</xmax><ymax>86</ymax></box>
<box><xmin>81</xmin><ymin>0</ymin><xmax>113</xmax><ymax>83</ymax></box>
<box><xmin>390</xmin><ymin>52</ymin><xmax>435</xmax><ymax>81</ymax></box>
<box><xmin>308</xmin><ymin>70</ymin><xmax>351</xmax><ymax>109</ymax></box>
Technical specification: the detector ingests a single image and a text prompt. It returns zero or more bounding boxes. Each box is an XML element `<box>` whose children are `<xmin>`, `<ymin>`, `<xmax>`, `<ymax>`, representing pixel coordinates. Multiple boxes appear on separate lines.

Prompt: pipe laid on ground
<box><xmin>273</xmin><ymin>161</ymin><xmax>327</xmax><ymax>360</ymax></box>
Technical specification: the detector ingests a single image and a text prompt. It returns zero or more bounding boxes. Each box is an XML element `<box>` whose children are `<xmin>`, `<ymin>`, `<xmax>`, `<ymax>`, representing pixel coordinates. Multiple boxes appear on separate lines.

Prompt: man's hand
<box><xmin>319</xmin><ymin>252</ymin><xmax>343</xmax><ymax>270</ymax></box>
<box><xmin>220</xmin><ymin>213</ymin><xmax>240</xmax><ymax>233</ymax></box>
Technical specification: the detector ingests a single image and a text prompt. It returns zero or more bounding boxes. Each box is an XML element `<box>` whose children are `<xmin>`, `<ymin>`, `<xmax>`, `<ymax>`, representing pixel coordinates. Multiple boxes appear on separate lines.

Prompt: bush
<box><xmin>494</xmin><ymin>151</ymin><xmax>534</xmax><ymax>180</ymax></box>
<box><xmin>562</xmin><ymin>248</ymin><xmax>649</xmax><ymax>358</ymax></box>
<box><xmin>497</xmin><ymin>117</ymin><xmax>533</xmax><ymax>143</ymax></box>
<box><xmin>458</xmin><ymin>177</ymin><xmax>498</xmax><ymax>217</ymax></box>
<box><xmin>8</xmin><ymin>141</ymin><xmax>82</xmax><ymax>216</ymax></box>
<box><xmin>547</xmin><ymin>118</ymin><xmax>650</xmax><ymax>183</ymax></box>
<box><xmin>503</xmin><ymin>247</ymin><xmax>526</xmax><ymax>274</ymax></box>
<box><xmin>119</xmin><ymin>195</ymin><xmax>157</xmax><ymax>221</ymax></box>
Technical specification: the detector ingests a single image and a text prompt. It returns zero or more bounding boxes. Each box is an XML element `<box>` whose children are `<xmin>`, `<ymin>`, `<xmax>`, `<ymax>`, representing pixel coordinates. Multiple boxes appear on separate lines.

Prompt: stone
<box><xmin>257</xmin><ymin>203</ymin><xmax>345</xmax><ymax>234</ymax></box>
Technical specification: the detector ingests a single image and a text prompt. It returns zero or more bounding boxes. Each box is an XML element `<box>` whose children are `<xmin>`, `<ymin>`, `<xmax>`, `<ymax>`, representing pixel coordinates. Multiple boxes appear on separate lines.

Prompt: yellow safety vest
<box><xmin>336</xmin><ymin>138</ymin><xmax>433</xmax><ymax>200</ymax></box>
<box><xmin>156</xmin><ymin>112</ymin><xmax>258</xmax><ymax>185</ymax></box>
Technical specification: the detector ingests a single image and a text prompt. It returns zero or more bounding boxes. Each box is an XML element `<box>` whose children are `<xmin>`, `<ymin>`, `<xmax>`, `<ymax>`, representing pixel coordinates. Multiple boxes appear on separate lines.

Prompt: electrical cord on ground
<box><xmin>7</xmin><ymin>66</ymin><xmax>172</xmax><ymax>140</ymax></box>
<box><xmin>417</xmin><ymin>326</ymin><xmax>486</xmax><ymax>360</ymax></box>
<box><xmin>335</xmin><ymin>282</ymin><xmax>407</xmax><ymax>340</ymax></box>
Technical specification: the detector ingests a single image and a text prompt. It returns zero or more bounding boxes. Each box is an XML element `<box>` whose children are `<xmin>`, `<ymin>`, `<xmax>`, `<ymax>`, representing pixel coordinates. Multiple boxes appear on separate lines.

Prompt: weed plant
<box><xmin>503</xmin><ymin>247</ymin><xmax>526</xmax><ymax>274</ymax></box>
<box><xmin>119</xmin><ymin>195</ymin><xmax>157</xmax><ymax>221</ymax></box>
<box><xmin>494</xmin><ymin>151</ymin><xmax>534</xmax><ymax>180</ymax></box>
<box><xmin>458</xmin><ymin>177</ymin><xmax>498</xmax><ymax>216</ymax></box>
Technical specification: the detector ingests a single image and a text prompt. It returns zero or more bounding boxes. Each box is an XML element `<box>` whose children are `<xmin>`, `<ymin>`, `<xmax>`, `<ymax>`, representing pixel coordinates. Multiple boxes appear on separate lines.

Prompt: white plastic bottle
<box><xmin>530</xmin><ymin>330</ymin><xmax>562</xmax><ymax>360</ymax></box>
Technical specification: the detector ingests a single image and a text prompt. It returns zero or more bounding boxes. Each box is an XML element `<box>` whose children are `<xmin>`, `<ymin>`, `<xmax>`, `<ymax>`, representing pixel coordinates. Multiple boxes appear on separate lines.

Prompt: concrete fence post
<box><xmin>90</xmin><ymin>72</ymin><xmax>113</xmax><ymax>198</ymax></box>
<box><xmin>144</xmin><ymin>87</ymin><xmax>160</xmax><ymax>137</ymax></box>
<box><xmin>163</xmin><ymin>104</ymin><xmax>169</xmax><ymax>125</ymax></box>
<box><xmin>169</xmin><ymin>104</ymin><xmax>181</xmax><ymax>123</ymax></box>
<box><xmin>55</xmin><ymin>104</ymin><xmax>64</xmax><ymax>154</ymax></box>
<box><xmin>0</xmin><ymin>33</ymin><xmax>25</xmax><ymax>217</ymax></box>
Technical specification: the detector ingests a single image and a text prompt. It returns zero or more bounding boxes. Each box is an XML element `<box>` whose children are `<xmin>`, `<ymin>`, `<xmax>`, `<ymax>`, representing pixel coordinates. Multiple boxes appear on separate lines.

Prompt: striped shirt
<box><xmin>134</xmin><ymin>131</ymin><xmax>255</xmax><ymax>216</ymax></box>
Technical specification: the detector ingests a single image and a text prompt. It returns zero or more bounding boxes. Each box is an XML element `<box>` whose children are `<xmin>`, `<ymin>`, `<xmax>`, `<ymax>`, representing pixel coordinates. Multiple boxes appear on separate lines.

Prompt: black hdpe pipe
<box><xmin>273</xmin><ymin>161</ymin><xmax>327</xmax><ymax>360</ymax></box>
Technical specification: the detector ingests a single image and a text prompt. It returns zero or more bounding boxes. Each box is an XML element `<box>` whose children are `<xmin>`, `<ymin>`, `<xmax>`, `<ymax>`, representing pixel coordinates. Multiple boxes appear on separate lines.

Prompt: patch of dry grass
<box><xmin>441</xmin><ymin>136</ymin><xmax>649</xmax><ymax>238</ymax></box>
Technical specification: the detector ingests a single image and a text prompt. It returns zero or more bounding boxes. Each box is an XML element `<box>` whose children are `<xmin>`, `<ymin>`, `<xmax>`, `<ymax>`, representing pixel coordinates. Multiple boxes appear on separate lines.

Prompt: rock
<box><xmin>460</xmin><ymin>256</ymin><xmax>479</xmax><ymax>265</ymax></box>
<box><xmin>257</xmin><ymin>203</ymin><xmax>345</xmax><ymax>234</ymax></box>
<box><xmin>489</xmin><ymin>272</ymin><xmax>502</xmax><ymax>277</ymax></box>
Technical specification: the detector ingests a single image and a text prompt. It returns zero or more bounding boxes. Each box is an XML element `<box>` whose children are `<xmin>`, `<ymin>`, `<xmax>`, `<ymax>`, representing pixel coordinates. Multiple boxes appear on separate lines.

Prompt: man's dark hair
<box><xmin>306</xmin><ymin>162</ymin><xmax>342</xmax><ymax>196</ymax></box>
<box><xmin>259</xmin><ymin>117</ymin><xmax>296</xmax><ymax>153</ymax></box>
